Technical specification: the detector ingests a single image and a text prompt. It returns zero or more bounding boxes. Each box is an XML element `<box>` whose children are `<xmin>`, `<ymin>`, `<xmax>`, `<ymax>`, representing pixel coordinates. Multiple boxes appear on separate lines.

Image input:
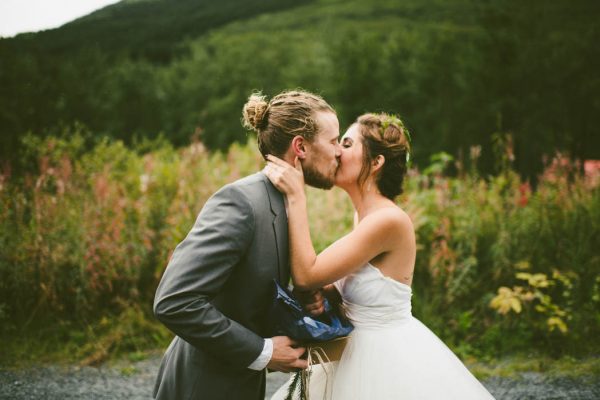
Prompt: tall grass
<box><xmin>1</xmin><ymin>133</ymin><xmax>598</xmax><ymax>364</ymax></box>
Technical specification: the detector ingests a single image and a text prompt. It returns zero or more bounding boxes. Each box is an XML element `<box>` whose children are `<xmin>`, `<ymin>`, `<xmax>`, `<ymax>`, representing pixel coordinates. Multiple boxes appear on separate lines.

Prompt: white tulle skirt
<box><xmin>271</xmin><ymin>317</ymin><xmax>495</xmax><ymax>400</ymax></box>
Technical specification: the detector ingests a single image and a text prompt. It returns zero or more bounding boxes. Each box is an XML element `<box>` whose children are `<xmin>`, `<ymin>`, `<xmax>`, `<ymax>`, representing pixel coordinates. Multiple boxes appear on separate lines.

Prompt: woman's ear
<box><xmin>291</xmin><ymin>136</ymin><xmax>307</xmax><ymax>159</ymax></box>
<box><xmin>372</xmin><ymin>155</ymin><xmax>385</xmax><ymax>172</ymax></box>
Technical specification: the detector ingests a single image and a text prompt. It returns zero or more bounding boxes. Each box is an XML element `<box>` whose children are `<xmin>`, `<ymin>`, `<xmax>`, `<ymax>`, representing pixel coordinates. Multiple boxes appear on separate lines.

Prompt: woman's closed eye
<box><xmin>341</xmin><ymin>138</ymin><xmax>353</xmax><ymax>148</ymax></box>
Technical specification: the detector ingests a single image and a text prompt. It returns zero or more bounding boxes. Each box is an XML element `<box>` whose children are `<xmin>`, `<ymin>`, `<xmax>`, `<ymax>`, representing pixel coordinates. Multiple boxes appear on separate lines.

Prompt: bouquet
<box><xmin>269</xmin><ymin>280</ymin><xmax>353</xmax><ymax>399</ymax></box>
<box><xmin>269</xmin><ymin>280</ymin><xmax>353</xmax><ymax>342</ymax></box>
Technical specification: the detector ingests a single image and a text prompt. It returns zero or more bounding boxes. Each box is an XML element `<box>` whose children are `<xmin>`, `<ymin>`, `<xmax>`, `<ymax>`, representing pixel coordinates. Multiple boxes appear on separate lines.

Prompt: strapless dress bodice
<box><xmin>334</xmin><ymin>263</ymin><xmax>412</xmax><ymax>329</ymax></box>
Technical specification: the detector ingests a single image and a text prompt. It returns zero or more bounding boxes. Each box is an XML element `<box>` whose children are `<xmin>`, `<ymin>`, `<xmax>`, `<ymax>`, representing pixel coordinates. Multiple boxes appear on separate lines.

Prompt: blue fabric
<box><xmin>269</xmin><ymin>280</ymin><xmax>353</xmax><ymax>342</ymax></box>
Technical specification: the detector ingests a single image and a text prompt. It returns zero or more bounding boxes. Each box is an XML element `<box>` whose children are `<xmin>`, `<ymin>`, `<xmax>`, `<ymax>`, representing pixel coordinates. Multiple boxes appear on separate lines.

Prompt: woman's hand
<box><xmin>264</xmin><ymin>154</ymin><xmax>305</xmax><ymax>199</ymax></box>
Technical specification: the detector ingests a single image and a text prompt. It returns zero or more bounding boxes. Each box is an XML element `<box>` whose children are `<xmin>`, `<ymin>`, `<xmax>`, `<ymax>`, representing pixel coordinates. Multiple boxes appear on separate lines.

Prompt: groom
<box><xmin>153</xmin><ymin>90</ymin><xmax>342</xmax><ymax>400</ymax></box>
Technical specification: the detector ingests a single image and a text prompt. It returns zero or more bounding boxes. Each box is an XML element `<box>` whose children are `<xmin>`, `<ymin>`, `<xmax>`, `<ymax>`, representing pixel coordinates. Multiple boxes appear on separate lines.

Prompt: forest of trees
<box><xmin>1</xmin><ymin>0</ymin><xmax>599</xmax><ymax>178</ymax></box>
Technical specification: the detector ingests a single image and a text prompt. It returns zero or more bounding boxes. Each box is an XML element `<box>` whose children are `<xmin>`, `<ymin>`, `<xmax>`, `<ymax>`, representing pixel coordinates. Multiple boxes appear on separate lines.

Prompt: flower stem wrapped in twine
<box><xmin>284</xmin><ymin>346</ymin><xmax>334</xmax><ymax>400</ymax></box>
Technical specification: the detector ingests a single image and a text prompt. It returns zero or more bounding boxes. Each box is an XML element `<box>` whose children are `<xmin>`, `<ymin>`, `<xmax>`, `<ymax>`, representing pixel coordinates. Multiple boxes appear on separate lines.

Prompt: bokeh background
<box><xmin>1</xmin><ymin>0</ymin><xmax>599</xmax><ymax>369</ymax></box>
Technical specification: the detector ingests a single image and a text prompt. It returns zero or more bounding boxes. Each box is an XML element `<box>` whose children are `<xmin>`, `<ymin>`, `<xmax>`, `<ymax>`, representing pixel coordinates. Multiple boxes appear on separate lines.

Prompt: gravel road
<box><xmin>1</xmin><ymin>354</ymin><xmax>599</xmax><ymax>399</ymax></box>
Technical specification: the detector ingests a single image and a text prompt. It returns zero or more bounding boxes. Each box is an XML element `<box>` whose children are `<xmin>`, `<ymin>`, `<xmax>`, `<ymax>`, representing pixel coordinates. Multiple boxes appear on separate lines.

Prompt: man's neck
<box><xmin>281</xmin><ymin>151</ymin><xmax>296</xmax><ymax>166</ymax></box>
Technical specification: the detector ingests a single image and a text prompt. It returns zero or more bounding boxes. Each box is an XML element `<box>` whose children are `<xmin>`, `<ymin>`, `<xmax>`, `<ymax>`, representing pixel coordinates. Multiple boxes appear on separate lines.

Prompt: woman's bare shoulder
<box><xmin>365</xmin><ymin>205</ymin><xmax>412</xmax><ymax>226</ymax></box>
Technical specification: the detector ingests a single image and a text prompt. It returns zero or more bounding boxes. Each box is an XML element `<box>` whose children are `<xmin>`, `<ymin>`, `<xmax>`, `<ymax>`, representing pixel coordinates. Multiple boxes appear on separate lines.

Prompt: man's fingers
<box><xmin>292</xmin><ymin>359</ymin><xmax>309</xmax><ymax>369</ymax></box>
<box><xmin>272</xmin><ymin>336</ymin><xmax>300</xmax><ymax>350</ymax></box>
<box><xmin>276</xmin><ymin>336</ymin><xmax>297</xmax><ymax>346</ymax></box>
<box><xmin>294</xmin><ymin>346</ymin><xmax>306</xmax><ymax>357</ymax></box>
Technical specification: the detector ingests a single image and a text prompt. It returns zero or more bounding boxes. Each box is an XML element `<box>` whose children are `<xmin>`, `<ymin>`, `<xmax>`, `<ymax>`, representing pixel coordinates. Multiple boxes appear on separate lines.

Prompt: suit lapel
<box><xmin>262</xmin><ymin>174</ymin><xmax>289</xmax><ymax>285</ymax></box>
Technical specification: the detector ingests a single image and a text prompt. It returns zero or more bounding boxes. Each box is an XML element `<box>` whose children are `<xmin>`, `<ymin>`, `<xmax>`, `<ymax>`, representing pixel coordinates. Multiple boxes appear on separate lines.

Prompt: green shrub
<box><xmin>1</xmin><ymin>135</ymin><xmax>598</xmax><ymax>363</ymax></box>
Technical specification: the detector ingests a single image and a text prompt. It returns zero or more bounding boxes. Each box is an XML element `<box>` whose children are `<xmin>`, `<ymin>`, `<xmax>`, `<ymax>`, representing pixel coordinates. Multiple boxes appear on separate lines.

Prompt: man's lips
<box><xmin>333</xmin><ymin>163</ymin><xmax>341</xmax><ymax>175</ymax></box>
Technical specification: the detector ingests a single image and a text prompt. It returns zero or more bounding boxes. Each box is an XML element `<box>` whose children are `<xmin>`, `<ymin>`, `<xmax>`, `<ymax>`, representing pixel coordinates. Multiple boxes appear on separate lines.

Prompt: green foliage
<box><xmin>1</xmin><ymin>0</ymin><xmax>598</xmax><ymax>178</ymax></box>
<box><xmin>405</xmin><ymin>151</ymin><xmax>600</xmax><ymax>357</ymax></box>
<box><xmin>1</xmin><ymin>133</ymin><xmax>598</xmax><ymax>365</ymax></box>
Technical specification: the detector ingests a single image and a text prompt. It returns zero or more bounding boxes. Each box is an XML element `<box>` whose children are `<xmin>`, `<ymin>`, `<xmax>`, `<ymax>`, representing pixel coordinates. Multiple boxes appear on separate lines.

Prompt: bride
<box><xmin>264</xmin><ymin>113</ymin><xmax>495</xmax><ymax>399</ymax></box>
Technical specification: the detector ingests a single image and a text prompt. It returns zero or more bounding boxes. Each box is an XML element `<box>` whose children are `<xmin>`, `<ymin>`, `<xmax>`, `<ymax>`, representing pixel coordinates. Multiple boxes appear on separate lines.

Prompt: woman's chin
<box><xmin>333</xmin><ymin>177</ymin><xmax>348</xmax><ymax>190</ymax></box>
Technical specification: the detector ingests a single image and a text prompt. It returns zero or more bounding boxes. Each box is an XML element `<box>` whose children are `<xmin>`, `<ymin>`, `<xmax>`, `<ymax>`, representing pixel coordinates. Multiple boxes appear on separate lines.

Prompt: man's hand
<box><xmin>294</xmin><ymin>288</ymin><xmax>326</xmax><ymax>317</ymax></box>
<box><xmin>267</xmin><ymin>336</ymin><xmax>308</xmax><ymax>372</ymax></box>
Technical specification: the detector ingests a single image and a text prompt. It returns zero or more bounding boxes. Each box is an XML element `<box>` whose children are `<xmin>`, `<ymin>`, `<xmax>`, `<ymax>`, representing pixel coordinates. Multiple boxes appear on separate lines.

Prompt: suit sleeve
<box><xmin>153</xmin><ymin>184</ymin><xmax>265</xmax><ymax>367</ymax></box>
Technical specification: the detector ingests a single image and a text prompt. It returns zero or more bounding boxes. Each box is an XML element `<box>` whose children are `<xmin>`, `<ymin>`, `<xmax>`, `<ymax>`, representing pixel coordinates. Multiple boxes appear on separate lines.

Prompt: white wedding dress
<box><xmin>271</xmin><ymin>263</ymin><xmax>495</xmax><ymax>400</ymax></box>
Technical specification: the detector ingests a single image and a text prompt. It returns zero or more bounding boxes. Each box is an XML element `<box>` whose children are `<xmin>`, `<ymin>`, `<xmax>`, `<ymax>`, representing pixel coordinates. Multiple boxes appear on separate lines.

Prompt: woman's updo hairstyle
<box><xmin>242</xmin><ymin>90</ymin><xmax>335</xmax><ymax>159</ymax></box>
<box><xmin>356</xmin><ymin>113</ymin><xmax>412</xmax><ymax>200</ymax></box>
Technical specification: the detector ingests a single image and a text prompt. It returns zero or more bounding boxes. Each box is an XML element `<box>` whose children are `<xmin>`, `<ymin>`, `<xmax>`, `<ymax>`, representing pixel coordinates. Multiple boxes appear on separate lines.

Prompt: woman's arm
<box><xmin>287</xmin><ymin>196</ymin><xmax>402</xmax><ymax>289</ymax></box>
<box><xmin>265</xmin><ymin>155</ymin><xmax>403</xmax><ymax>290</ymax></box>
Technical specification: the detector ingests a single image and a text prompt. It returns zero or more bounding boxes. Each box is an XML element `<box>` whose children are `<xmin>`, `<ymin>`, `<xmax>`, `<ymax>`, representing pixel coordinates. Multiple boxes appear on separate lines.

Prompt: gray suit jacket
<box><xmin>153</xmin><ymin>172</ymin><xmax>290</xmax><ymax>400</ymax></box>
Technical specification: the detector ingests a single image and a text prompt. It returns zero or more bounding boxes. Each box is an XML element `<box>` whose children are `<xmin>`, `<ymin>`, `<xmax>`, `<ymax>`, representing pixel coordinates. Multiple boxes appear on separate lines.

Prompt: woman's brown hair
<box><xmin>355</xmin><ymin>113</ymin><xmax>412</xmax><ymax>200</ymax></box>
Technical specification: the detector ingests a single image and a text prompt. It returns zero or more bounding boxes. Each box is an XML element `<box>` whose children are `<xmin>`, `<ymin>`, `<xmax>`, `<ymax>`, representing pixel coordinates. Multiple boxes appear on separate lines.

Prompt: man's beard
<box><xmin>303</xmin><ymin>162</ymin><xmax>337</xmax><ymax>190</ymax></box>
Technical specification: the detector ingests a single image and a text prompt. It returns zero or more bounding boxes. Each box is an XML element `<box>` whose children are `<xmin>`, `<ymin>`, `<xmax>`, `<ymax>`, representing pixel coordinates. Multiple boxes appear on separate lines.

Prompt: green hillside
<box><xmin>3</xmin><ymin>0</ymin><xmax>307</xmax><ymax>61</ymax></box>
<box><xmin>1</xmin><ymin>0</ymin><xmax>598</xmax><ymax>177</ymax></box>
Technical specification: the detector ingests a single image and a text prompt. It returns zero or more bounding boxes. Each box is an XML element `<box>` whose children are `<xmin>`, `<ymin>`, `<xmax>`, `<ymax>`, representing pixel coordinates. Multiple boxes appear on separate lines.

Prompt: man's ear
<box><xmin>372</xmin><ymin>155</ymin><xmax>385</xmax><ymax>172</ymax></box>
<box><xmin>291</xmin><ymin>136</ymin><xmax>307</xmax><ymax>159</ymax></box>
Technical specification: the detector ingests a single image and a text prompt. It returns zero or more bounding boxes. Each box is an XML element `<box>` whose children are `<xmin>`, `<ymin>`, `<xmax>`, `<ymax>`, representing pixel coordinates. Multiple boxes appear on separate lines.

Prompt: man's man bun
<box><xmin>242</xmin><ymin>92</ymin><xmax>269</xmax><ymax>131</ymax></box>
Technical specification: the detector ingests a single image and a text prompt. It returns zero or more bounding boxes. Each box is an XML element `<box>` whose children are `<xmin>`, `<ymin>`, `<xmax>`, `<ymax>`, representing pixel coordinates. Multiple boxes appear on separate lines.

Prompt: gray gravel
<box><xmin>1</xmin><ymin>355</ymin><xmax>599</xmax><ymax>399</ymax></box>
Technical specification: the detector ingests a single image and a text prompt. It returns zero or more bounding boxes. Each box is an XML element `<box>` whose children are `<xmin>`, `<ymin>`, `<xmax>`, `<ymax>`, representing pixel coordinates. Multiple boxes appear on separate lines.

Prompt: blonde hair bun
<box><xmin>242</xmin><ymin>92</ymin><xmax>269</xmax><ymax>131</ymax></box>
